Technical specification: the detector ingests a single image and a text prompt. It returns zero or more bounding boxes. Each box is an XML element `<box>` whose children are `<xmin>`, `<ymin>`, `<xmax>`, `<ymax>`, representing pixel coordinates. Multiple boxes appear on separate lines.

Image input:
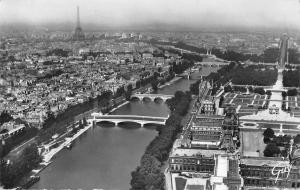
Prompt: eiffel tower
<box><xmin>73</xmin><ymin>6</ymin><xmax>85</xmax><ymax>40</ymax></box>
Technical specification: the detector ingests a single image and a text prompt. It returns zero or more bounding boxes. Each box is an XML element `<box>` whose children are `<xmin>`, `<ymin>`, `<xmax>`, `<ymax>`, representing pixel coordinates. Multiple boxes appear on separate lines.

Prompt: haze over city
<box><xmin>2</xmin><ymin>0</ymin><xmax>300</xmax><ymax>190</ymax></box>
<box><xmin>1</xmin><ymin>0</ymin><xmax>300</xmax><ymax>31</ymax></box>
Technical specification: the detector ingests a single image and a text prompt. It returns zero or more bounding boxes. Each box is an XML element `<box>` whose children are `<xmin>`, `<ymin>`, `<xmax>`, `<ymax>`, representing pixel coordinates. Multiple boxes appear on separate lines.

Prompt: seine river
<box><xmin>32</xmin><ymin>67</ymin><xmax>217</xmax><ymax>190</ymax></box>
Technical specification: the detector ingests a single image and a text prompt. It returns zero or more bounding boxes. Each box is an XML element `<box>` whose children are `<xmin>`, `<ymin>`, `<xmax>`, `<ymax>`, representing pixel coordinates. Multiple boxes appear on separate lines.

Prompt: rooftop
<box><xmin>171</xmin><ymin>148</ymin><xmax>226</xmax><ymax>157</ymax></box>
<box><xmin>240</xmin><ymin>157</ymin><xmax>289</xmax><ymax>167</ymax></box>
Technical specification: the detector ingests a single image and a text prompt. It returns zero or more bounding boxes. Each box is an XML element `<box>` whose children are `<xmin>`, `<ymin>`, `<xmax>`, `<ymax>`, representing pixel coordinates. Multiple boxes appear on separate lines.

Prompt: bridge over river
<box><xmin>91</xmin><ymin>113</ymin><xmax>168</xmax><ymax>127</ymax></box>
<box><xmin>31</xmin><ymin>64</ymin><xmax>217</xmax><ymax>190</ymax></box>
<box><xmin>131</xmin><ymin>93</ymin><xmax>174</xmax><ymax>102</ymax></box>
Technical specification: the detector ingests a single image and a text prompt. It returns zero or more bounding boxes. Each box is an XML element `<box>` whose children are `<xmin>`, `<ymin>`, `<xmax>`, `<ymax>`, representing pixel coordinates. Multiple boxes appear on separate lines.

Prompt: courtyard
<box><xmin>241</xmin><ymin>130</ymin><xmax>266</xmax><ymax>157</ymax></box>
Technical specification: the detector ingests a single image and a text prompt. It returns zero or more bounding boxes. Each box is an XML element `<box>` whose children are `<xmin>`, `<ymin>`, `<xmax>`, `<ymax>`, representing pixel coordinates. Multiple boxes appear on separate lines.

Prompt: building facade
<box><xmin>190</xmin><ymin>116</ymin><xmax>223</xmax><ymax>149</ymax></box>
<box><xmin>169</xmin><ymin>154</ymin><xmax>215</xmax><ymax>174</ymax></box>
<box><xmin>240</xmin><ymin>158</ymin><xmax>300</xmax><ymax>188</ymax></box>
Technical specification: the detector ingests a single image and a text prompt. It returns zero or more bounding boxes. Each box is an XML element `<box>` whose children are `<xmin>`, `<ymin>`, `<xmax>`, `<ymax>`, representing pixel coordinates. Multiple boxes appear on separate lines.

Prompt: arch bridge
<box><xmin>131</xmin><ymin>93</ymin><xmax>174</xmax><ymax>102</ymax></box>
<box><xmin>91</xmin><ymin>113</ymin><xmax>168</xmax><ymax>127</ymax></box>
<box><xmin>196</xmin><ymin>61</ymin><xmax>230</xmax><ymax>67</ymax></box>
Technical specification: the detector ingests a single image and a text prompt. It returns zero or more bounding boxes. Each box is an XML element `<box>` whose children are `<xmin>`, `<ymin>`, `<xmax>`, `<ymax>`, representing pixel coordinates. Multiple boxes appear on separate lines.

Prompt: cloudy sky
<box><xmin>0</xmin><ymin>0</ymin><xmax>300</xmax><ymax>30</ymax></box>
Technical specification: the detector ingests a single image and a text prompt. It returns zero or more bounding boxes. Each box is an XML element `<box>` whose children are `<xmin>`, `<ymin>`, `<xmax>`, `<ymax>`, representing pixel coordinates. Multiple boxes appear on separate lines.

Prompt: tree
<box><xmin>190</xmin><ymin>80</ymin><xmax>200</xmax><ymax>95</ymax></box>
<box><xmin>287</xmin><ymin>89</ymin><xmax>298</xmax><ymax>96</ymax></box>
<box><xmin>233</xmin><ymin>86</ymin><xmax>247</xmax><ymax>93</ymax></box>
<box><xmin>98</xmin><ymin>90</ymin><xmax>113</xmax><ymax>109</ymax></box>
<box><xmin>248</xmin><ymin>86</ymin><xmax>254</xmax><ymax>93</ymax></box>
<box><xmin>136</xmin><ymin>80</ymin><xmax>141</xmax><ymax>89</ymax></box>
<box><xmin>125</xmin><ymin>84</ymin><xmax>133</xmax><ymax>101</ymax></box>
<box><xmin>159</xmin><ymin>78</ymin><xmax>166</xmax><ymax>85</ymax></box>
<box><xmin>78</xmin><ymin>120</ymin><xmax>84</xmax><ymax>129</ymax></box>
<box><xmin>83</xmin><ymin>117</ymin><xmax>88</xmax><ymax>126</ymax></box>
<box><xmin>254</xmin><ymin>88</ymin><xmax>266</xmax><ymax>95</ymax></box>
<box><xmin>283</xmin><ymin>69</ymin><xmax>300</xmax><ymax>87</ymax></box>
<box><xmin>264</xmin><ymin>143</ymin><xmax>280</xmax><ymax>157</ymax></box>
<box><xmin>125</xmin><ymin>91</ymin><xmax>132</xmax><ymax>101</ymax></box>
<box><xmin>266</xmin><ymin>90</ymin><xmax>272</xmax><ymax>96</ymax></box>
<box><xmin>287</xmin><ymin>48</ymin><xmax>300</xmax><ymax>64</ymax></box>
<box><xmin>130</xmin><ymin>90</ymin><xmax>192</xmax><ymax>190</ymax></box>
<box><xmin>151</xmin><ymin>80</ymin><xmax>159</xmax><ymax>92</ymax></box>
<box><xmin>0</xmin><ymin>143</ymin><xmax>41</xmax><ymax>188</ymax></box>
<box><xmin>263</xmin><ymin>128</ymin><xmax>275</xmax><ymax>139</ymax></box>
<box><xmin>131</xmin><ymin>168</ymin><xmax>146</xmax><ymax>190</ymax></box>
<box><xmin>263</xmin><ymin>137</ymin><xmax>271</xmax><ymax>144</ymax></box>
<box><xmin>0</xmin><ymin>111</ymin><xmax>13</xmax><ymax>126</ymax></box>
<box><xmin>205</xmin><ymin>63</ymin><xmax>277</xmax><ymax>86</ymax></box>
<box><xmin>114</xmin><ymin>86</ymin><xmax>125</xmax><ymax>98</ymax></box>
<box><xmin>294</xmin><ymin>134</ymin><xmax>300</xmax><ymax>144</ymax></box>
<box><xmin>127</xmin><ymin>84</ymin><xmax>133</xmax><ymax>92</ymax></box>
<box><xmin>224</xmin><ymin>85</ymin><xmax>233</xmax><ymax>93</ymax></box>
<box><xmin>43</xmin><ymin>111</ymin><xmax>55</xmax><ymax>129</ymax></box>
<box><xmin>153</xmin><ymin>72</ymin><xmax>160</xmax><ymax>79</ymax></box>
<box><xmin>282</xmin><ymin>91</ymin><xmax>287</xmax><ymax>98</ymax></box>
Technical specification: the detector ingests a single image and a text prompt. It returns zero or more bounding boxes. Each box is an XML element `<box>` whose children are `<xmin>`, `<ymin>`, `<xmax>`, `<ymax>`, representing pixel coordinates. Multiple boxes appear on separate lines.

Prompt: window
<box><xmin>171</xmin><ymin>165</ymin><xmax>174</xmax><ymax>170</ymax></box>
<box><xmin>255</xmin><ymin>179</ymin><xmax>259</xmax><ymax>185</ymax></box>
<box><xmin>245</xmin><ymin>179</ymin><xmax>250</xmax><ymax>185</ymax></box>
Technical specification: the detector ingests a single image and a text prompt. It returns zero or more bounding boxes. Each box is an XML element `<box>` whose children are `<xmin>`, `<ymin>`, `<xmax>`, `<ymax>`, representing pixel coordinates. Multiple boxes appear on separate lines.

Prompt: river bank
<box><xmin>163</xmin><ymin>95</ymin><xmax>197</xmax><ymax>190</ymax></box>
<box><xmin>22</xmin><ymin>96</ymin><xmax>151</xmax><ymax>189</ymax></box>
<box><xmin>17</xmin><ymin>120</ymin><xmax>95</xmax><ymax>189</ymax></box>
<box><xmin>130</xmin><ymin>90</ymin><xmax>192</xmax><ymax>190</ymax></box>
<box><xmin>19</xmin><ymin>88</ymin><xmax>147</xmax><ymax>188</ymax></box>
<box><xmin>42</xmin><ymin>120</ymin><xmax>94</xmax><ymax>163</ymax></box>
<box><xmin>158</xmin><ymin>76</ymin><xmax>182</xmax><ymax>89</ymax></box>
<box><xmin>29</xmin><ymin>70</ymin><xmax>215</xmax><ymax>190</ymax></box>
<box><xmin>108</xmin><ymin>100</ymin><xmax>129</xmax><ymax>114</ymax></box>
<box><xmin>40</xmin><ymin>99</ymin><xmax>133</xmax><ymax>164</ymax></box>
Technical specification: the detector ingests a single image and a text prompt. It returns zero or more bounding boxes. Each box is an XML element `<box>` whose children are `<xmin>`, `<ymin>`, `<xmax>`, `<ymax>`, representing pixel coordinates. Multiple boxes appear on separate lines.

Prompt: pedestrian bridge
<box><xmin>131</xmin><ymin>93</ymin><xmax>174</xmax><ymax>102</ymax></box>
<box><xmin>91</xmin><ymin>113</ymin><xmax>168</xmax><ymax>127</ymax></box>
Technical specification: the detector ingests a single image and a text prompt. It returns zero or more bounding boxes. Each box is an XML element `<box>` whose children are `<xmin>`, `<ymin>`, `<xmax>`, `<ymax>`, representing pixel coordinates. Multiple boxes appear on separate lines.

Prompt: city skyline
<box><xmin>0</xmin><ymin>0</ymin><xmax>300</xmax><ymax>31</ymax></box>
<box><xmin>1</xmin><ymin>1</ymin><xmax>300</xmax><ymax>189</ymax></box>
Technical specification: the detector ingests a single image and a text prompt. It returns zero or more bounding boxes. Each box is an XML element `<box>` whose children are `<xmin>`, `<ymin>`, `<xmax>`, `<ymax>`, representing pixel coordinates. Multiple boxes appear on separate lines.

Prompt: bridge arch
<box><xmin>117</xmin><ymin>121</ymin><xmax>143</xmax><ymax>128</ymax></box>
<box><xmin>130</xmin><ymin>96</ymin><xmax>141</xmax><ymax>101</ymax></box>
<box><xmin>142</xmin><ymin>122</ymin><xmax>165</xmax><ymax>127</ymax></box>
<box><xmin>96</xmin><ymin>120</ymin><xmax>118</xmax><ymax>126</ymax></box>
<box><xmin>142</xmin><ymin>96</ymin><xmax>152</xmax><ymax>102</ymax></box>
<box><xmin>153</xmin><ymin>97</ymin><xmax>165</xmax><ymax>102</ymax></box>
<box><xmin>92</xmin><ymin>113</ymin><xmax>168</xmax><ymax>128</ymax></box>
<box><xmin>130</xmin><ymin>94</ymin><xmax>174</xmax><ymax>102</ymax></box>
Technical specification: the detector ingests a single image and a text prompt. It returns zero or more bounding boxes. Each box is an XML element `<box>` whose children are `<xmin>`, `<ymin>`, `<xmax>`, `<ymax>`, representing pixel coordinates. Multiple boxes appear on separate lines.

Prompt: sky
<box><xmin>0</xmin><ymin>0</ymin><xmax>300</xmax><ymax>30</ymax></box>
